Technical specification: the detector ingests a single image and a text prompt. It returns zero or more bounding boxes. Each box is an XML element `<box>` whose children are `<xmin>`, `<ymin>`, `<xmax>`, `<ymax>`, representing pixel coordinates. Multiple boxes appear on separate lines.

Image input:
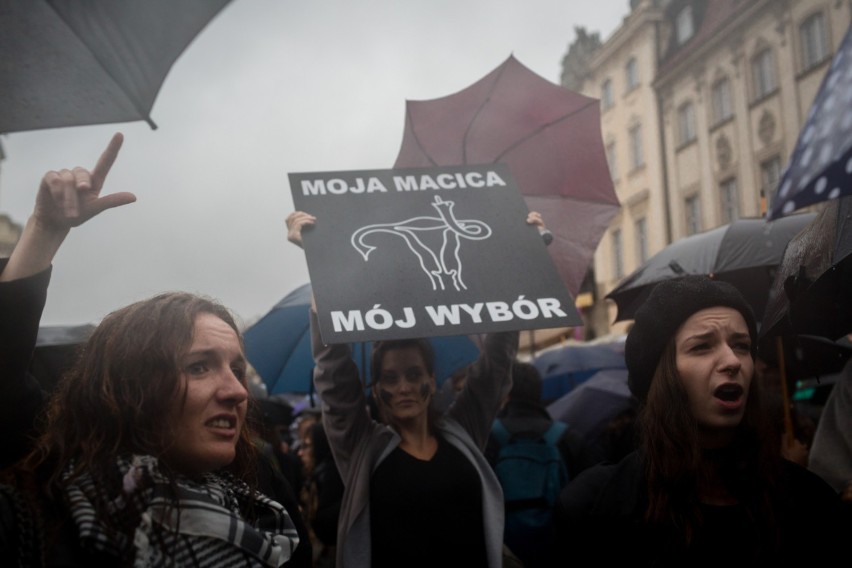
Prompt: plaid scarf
<box><xmin>62</xmin><ymin>455</ymin><xmax>299</xmax><ymax>567</ymax></box>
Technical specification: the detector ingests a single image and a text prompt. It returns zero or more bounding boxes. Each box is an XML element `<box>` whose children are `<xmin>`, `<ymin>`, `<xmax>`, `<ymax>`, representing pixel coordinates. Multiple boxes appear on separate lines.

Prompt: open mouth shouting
<box><xmin>713</xmin><ymin>383</ymin><xmax>745</xmax><ymax>410</ymax></box>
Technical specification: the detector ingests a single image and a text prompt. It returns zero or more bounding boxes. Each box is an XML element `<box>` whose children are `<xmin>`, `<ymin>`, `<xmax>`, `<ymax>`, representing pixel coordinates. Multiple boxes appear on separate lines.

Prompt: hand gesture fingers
<box><xmin>90</xmin><ymin>132</ymin><xmax>123</xmax><ymax>192</ymax></box>
<box><xmin>34</xmin><ymin>133</ymin><xmax>135</xmax><ymax>233</ymax></box>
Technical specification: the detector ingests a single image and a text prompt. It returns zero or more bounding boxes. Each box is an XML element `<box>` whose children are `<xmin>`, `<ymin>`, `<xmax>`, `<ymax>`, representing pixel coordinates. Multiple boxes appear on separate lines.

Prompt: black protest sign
<box><xmin>290</xmin><ymin>163</ymin><xmax>581</xmax><ymax>342</ymax></box>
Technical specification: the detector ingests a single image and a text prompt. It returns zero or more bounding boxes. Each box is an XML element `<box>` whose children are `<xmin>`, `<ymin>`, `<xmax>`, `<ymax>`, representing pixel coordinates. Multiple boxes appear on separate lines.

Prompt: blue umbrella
<box><xmin>767</xmin><ymin>23</ymin><xmax>852</xmax><ymax>219</ymax></box>
<box><xmin>244</xmin><ymin>283</ymin><xmax>482</xmax><ymax>395</ymax></box>
<box><xmin>545</xmin><ymin>368</ymin><xmax>632</xmax><ymax>443</ymax></box>
<box><xmin>532</xmin><ymin>339</ymin><xmax>626</xmax><ymax>402</ymax></box>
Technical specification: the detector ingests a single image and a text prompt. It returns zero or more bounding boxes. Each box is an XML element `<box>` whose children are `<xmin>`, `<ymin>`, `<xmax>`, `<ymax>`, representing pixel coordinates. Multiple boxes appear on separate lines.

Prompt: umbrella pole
<box><xmin>775</xmin><ymin>336</ymin><xmax>795</xmax><ymax>448</ymax></box>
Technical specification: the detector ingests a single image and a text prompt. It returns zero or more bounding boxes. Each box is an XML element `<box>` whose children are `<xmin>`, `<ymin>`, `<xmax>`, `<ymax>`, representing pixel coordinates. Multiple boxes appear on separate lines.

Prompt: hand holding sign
<box><xmin>286</xmin><ymin>210</ymin><xmax>316</xmax><ymax>249</ymax></box>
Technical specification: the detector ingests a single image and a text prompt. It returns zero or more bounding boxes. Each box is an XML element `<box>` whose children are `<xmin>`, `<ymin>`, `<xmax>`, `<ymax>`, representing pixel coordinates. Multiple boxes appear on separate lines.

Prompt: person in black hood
<box><xmin>554</xmin><ymin>275</ymin><xmax>847</xmax><ymax>566</ymax></box>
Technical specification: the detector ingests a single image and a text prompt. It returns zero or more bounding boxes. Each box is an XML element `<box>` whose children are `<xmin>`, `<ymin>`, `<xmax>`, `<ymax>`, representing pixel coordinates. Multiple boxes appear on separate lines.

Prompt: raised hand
<box><xmin>1</xmin><ymin>133</ymin><xmax>136</xmax><ymax>282</ymax></box>
<box><xmin>286</xmin><ymin>210</ymin><xmax>316</xmax><ymax>249</ymax></box>
<box><xmin>33</xmin><ymin>132</ymin><xmax>136</xmax><ymax>234</ymax></box>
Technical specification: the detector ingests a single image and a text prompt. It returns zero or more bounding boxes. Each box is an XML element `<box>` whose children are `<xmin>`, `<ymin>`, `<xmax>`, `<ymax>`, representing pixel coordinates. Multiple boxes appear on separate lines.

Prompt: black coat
<box><xmin>554</xmin><ymin>450</ymin><xmax>847</xmax><ymax>567</ymax></box>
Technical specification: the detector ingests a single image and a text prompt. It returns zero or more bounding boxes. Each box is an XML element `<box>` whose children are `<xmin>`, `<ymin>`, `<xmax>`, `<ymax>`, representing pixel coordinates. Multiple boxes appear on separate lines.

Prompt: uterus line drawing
<box><xmin>350</xmin><ymin>196</ymin><xmax>493</xmax><ymax>291</ymax></box>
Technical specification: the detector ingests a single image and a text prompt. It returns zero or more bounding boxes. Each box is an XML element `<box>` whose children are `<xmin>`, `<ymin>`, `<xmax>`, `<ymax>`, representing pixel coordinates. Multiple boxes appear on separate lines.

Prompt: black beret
<box><xmin>625</xmin><ymin>275</ymin><xmax>758</xmax><ymax>402</ymax></box>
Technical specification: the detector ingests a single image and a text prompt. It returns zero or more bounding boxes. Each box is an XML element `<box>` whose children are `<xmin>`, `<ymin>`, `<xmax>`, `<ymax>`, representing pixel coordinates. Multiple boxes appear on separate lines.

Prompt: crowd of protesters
<box><xmin>1</xmin><ymin>133</ymin><xmax>849</xmax><ymax>566</ymax></box>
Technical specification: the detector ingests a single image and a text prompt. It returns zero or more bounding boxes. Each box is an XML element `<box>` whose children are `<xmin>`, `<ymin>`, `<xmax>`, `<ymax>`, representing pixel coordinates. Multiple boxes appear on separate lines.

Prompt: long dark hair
<box><xmin>638</xmin><ymin>340</ymin><xmax>780</xmax><ymax>545</ymax></box>
<box><xmin>24</xmin><ymin>292</ymin><xmax>258</xmax><ymax>498</ymax></box>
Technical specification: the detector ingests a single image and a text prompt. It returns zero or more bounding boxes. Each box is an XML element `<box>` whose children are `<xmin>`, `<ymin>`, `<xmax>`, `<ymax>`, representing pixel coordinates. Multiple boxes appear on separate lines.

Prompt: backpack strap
<box><xmin>494</xmin><ymin>419</ymin><xmax>566</xmax><ymax>446</ymax></box>
<box><xmin>543</xmin><ymin>421</ymin><xmax>568</xmax><ymax>446</ymax></box>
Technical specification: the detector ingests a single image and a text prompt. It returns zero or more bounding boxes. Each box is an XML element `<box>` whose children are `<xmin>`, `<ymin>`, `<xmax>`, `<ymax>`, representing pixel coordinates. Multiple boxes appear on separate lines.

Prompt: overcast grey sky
<box><xmin>0</xmin><ymin>0</ymin><xmax>626</xmax><ymax>327</ymax></box>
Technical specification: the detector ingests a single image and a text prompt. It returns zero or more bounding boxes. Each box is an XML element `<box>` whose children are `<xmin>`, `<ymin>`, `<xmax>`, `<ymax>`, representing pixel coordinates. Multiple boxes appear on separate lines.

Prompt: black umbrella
<box><xmin>605</xmin><ymin>214</ymin><xmax>816</xmax><ymax>323</ymax></box>
<box><xmin>757</xmin><ymin>197</ymin><xmax>851</xmax><ymax>447</ymax></box>
<box><xmin>761</xmin><ymin>195</ymin><xmax>852</xmax><ymax>342</ymax></box>
<box><xmin>0</xmin><ymin>0</ymin><xmax>231</xmax><ymax>133</ymax></box>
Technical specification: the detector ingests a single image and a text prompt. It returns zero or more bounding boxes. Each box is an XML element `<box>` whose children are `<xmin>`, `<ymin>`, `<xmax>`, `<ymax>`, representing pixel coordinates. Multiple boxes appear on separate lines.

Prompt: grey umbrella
<box><xmin>545</xmin><ymin>368</ymin><xmax>632</xmax><ymax>444</ymax></box>
<box><xmin>0</xmin><ymin>0</ymin><xmax>231</xmax><ymax>133</ymax></box>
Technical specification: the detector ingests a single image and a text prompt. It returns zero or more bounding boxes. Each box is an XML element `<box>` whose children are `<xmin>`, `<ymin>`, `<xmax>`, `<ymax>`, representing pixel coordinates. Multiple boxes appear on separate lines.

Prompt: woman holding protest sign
<box><xmin>286</xmin><ymin>210</ymin><xmax>548</xmax><ymax>568</ymax></box>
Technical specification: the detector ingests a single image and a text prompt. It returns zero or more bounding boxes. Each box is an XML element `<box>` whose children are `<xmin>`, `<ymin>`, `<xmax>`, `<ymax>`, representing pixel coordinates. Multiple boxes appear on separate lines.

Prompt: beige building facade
<box><xmin>564</xmin><ymin>0</ymin><xmax>851</xmax><ymax>337</ymax></box>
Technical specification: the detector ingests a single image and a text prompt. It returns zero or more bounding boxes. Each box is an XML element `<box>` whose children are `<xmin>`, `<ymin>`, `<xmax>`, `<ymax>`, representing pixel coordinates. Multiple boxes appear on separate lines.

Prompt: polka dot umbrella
<box><xmin>767</xmin><ymin>23</ymin><xmax>852</xmax><ymax>220</ymax></box>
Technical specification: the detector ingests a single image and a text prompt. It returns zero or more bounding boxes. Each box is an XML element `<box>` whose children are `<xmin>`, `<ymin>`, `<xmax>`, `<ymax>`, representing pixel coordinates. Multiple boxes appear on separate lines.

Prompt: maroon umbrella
<box><xmin>394</xmin><ymin>55</ymin><xmax>620</xmax><ymax>298</ymax></box>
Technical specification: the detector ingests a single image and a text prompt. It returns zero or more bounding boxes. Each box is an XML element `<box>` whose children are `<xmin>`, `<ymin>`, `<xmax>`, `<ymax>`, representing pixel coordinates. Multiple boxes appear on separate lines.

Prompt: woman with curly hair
<box><xmin>554</xmin><ymin>275</ymin><xmax>846</xmax><ymax>566</ymax></box>
<box><xmin>0</xmin><ymin>133</ymin><xmax>304</xmax><ymax>566</ymax></box>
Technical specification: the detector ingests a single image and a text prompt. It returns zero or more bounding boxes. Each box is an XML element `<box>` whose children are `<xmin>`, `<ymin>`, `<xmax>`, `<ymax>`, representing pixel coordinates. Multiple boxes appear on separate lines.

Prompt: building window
<box><xmin>761</xmin><ymin>155</ymin><xmax>782</xmax><ymax>201</ymax></box>
<box><xmin>675</xmin><ymin>5</ymin><xmax>695</xmax><ymax>45</ymax></box>
<box><xmin>629</xmin><ymin>124</ymin><xmax>644</xmax><ymax>170</ymax></box>
<box><xmin>719</xmin><ymin>178</ymin><xmax>739</xmax><ymax>224</ymax></box>
<box><xmin>751</xmin><ymin>48</ymin><xmax>776</xmax><ymax>100</ymax></box>
<box><xmin>601</xmin><ymin>79</ymin><xmax>614</xmax><ymax>110</ymax></box>
<box><xmin>711</xmin><ymin>78</ymin><xmax>733</xmax><ymax>124</ymax></box>
<box><xmin>612</xmin><ymin>228</ymin><xmax>624</xmax><ymax>279</ymax></box>
<box><xmin>606</xmin><ymin>141</ymin><xmax>618</xmax><ymax>181</ymax></box>
<box><xmin>635</xmin><ymin>217</ymin><xmax>649</xmax><ymax>265</ymax></box>
<box><xmin>678</xmin><ymin>102</ymin><xmax>697</xmax><ymax>145</ymax></box>
<box><xmin>685</xmin><ymin>195</ymin><xmax>702</xmax><ymax>235</ymax></box>
<box><xmin>626</xmin><ymin>58</ymin><xmax>639</xmax><ymax>91</ymax></box>
<box><xmin>800</xmin><ymin>12</ymin><xmax>829</xmax><ymax>71</ymax></box>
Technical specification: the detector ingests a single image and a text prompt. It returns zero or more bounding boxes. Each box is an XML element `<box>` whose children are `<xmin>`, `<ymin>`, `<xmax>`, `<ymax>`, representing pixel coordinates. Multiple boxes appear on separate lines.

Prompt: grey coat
<box><xmin>309</xmin><ymin>310</ymin><xmax>517</xmax><ymax>568</ymax></box>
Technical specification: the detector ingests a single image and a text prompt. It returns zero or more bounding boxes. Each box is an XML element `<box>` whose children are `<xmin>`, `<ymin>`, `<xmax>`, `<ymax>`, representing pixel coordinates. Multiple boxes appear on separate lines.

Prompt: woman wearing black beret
<box><xmin>554</xmin><ymin>275</ymin><xmax>846</xmax><ymax>566</ymax></box>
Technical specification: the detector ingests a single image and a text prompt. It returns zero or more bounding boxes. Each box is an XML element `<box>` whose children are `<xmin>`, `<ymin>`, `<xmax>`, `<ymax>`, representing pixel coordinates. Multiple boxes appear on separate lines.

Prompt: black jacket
<box><xmin>554</xmin><ymin>450</ymin><xmax>847</xmax><ymax>567</ymax></box>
